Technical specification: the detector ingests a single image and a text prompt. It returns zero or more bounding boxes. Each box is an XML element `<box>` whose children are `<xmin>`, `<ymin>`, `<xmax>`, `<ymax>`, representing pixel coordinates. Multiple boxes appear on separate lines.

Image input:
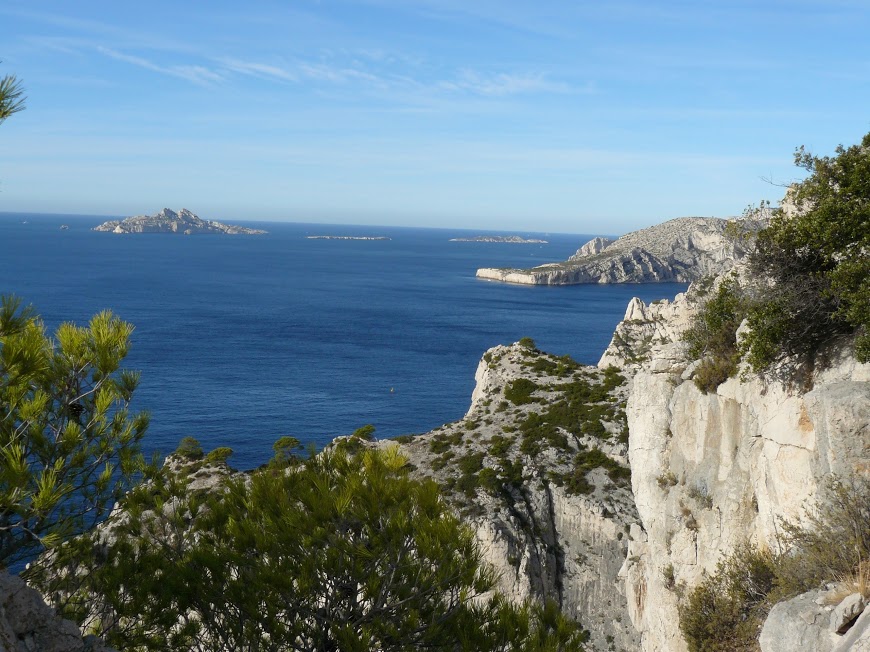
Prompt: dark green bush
<box><xmin>204</xmin><ymin>447</ymin><xmax>233</xmax><ymax>464</ymax></box>
<box><xmin>518</xmin><ymin>337</ymin><xmax>537</xmax><ymax>350</ymax></box>
<box><xmin>680</xmin><ymin>544</ymin><xmax>776</xmax><ymax>652</ymax></box>
<box><xmin>683</xmin><ymin>276</ymin><xmax>745</xmax><ymax>392</ymax></box>
<box><xmin>174</xmin><ymin>437</ymin><xmax>204</xmax><ymax>460</ymax></box>
<box><xmin>505</xmin><ymin>378</ymin><xmax>540</xmax><ymax>405</ymax></box>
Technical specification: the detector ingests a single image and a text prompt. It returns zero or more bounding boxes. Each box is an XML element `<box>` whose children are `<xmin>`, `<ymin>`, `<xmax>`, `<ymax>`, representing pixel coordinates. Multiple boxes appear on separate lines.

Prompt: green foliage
<box><xmin>36</xmin><ymin>446</ymin><xmax>588</xmax><ymax>651</ymax></box>
<box><xmin>745</xmin><ymin>133</ymin><xmax>870</xmax><ymax>368</ymax></box>
<box><xmin>0</xmin><ymin>296</ymin><xmax>150</xmax><ymax>568</ymax></box>
<box><xmin>518</xmin><ymin>337</ymin><xmax>537</xmax><ymax>350</ymax></box>
<box><xmin>516</xmin><ymin>374</ymin><xmax>624</xmax><ymax>457</ymax></box>
<box><xmin>505</xmin><ymin>378</ymin><xmax>541</xmax><ymax>405</ymax></box>
<box><xmin>352</xmin><ymin>423</ymin><xmax>376</xmax><ymax>440</ymax></box>
<box><xmin>0</xmin><ymin>68</ymin><xmax>25</xmax><ymax>124</ymax></box>
<box><xmin>173</xmin><ymin>436</ymin><xmax>203</xmax><ymax>460</ymax></box>
<box><xmin>389</xmin><ymin>434</ymin><xmax>415</xmax><ymax>444</ymax></box>
<box><xmin>680</xmin><ymin>544</ymin><xmax>777</xmax><ymax>652</ymax></box>
<box><xmin>563</xmin><ymin>447</ymin><xmax>630</xmax><ymax>496</ymax></box>
<box><xmin>271</xmin><ymin>435</ymin><xmax>302</xmax><ymax>466</ymax></box>
<box><xmin>429</xmin><ymin>430</ymin><xmax>463</xmax><ymax>454</ymax></box>
<box><xmin>683</xmin><ymin>276</ymin><xmax>745</xmax><ymax>392</ymax></box>
<box><xmin>203</xmin><ymin>447</ymin><xmax>233</xmax><ymax>465</ymax></box>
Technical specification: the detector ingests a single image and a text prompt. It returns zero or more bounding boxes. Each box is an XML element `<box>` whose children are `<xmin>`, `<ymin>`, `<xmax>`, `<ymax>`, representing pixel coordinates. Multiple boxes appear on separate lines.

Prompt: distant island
<box><xmin>93</xmin><ymin>208</ymin><xmax>267</xmax><ymax>235</ymax></box>
<box><xmin>449</xmin><ymin>235</ymin><xmax>548</xmax><ymax>244</ymax></box>
<box><xmin>306</xmin><ymin>235</ymin><xmax>391</xmax><ymax>241</ymax></box>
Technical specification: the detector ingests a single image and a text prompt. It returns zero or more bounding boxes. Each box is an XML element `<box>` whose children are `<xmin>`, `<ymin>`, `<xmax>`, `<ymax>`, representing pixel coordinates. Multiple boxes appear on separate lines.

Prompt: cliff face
<box><xmin>599</xmin><ymin>279</ymin><xmax>870</xmax><ymax>651</ymax></box>
<box><xmin>476</xmin><ymin>216</ymin><xmax>763</xmax><ymax>285</ymax></box>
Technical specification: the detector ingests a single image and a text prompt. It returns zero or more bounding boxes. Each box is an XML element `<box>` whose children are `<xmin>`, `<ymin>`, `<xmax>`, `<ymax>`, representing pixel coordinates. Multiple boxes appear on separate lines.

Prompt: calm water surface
<box><xmin>0</xmin><ymin>213</ymin><xmax>687</xmax><ymax>468</ymax></box>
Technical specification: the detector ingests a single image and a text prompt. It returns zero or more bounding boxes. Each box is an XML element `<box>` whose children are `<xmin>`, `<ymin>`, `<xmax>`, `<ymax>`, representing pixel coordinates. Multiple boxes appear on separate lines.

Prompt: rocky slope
<box><xmin>93</xmin><ymin>208</ymin><xmax>267</xmax><ymax>235</ymax></box>
<box><xmin>598</xmin><ymin>271</ymin><xmax>870</xmax><ymax>651</ymax></box>
<box><xmin>476</xmin><ymin>216</ymin><xmax>763</xmax><ymax>285</ymax></box>
<box><xmin>387</xmin><ymin>342</ymin><xmax>640</xmax><ymax>651</ymax></box>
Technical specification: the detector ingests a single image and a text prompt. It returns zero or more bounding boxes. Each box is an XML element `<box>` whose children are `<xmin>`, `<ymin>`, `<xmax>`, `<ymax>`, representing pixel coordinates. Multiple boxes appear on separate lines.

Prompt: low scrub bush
<box><xmin>680</xmin><ymin>544</ymin><xmax>776</xmax><ymax>652</ymax></box>
<box><xmin>680</xmin><ymin>475</ymin><xmax>870</xmax><ymax>650</ymax></box>
<box><xmin>504</xmin><ymin>378</ymin><xmax>540</xmax><ymax>405</ymax></box>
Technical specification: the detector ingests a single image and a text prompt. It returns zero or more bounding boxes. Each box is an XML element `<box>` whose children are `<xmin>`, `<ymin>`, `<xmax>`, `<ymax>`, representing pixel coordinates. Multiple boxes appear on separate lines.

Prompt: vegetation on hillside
<box><xmin>31</xmin><ymin>444</ymin><xmax>590</xmax><ymax>651</ymax></box>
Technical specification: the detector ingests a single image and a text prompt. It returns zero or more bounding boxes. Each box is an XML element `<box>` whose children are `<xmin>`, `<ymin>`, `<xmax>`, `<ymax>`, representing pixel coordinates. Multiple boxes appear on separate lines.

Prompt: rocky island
<box><xmin>306</xmin><ymin>235</ymin><xmax>391</xmax><ymax>240</ymax></box>
<box><xmin>93</xmin><ymin>208</ymin><xmax>267</xmax><ymax>235</ymax></box>
<box><xmin>450</xmin><ymin>235</ymin><xmax>548</xmax><ymax>243</ymax></box>
<box><xmin>476</xmin><ymin>215</ymin><xmax>765</xmax><ymax>285</ymax></box>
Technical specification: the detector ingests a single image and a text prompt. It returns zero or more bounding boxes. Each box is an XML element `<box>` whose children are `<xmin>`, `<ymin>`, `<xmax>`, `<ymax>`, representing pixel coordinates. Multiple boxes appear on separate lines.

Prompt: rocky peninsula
<box><xmin>450</xmin><ymin>235</ymin><xmax>548</xmax><ymax>243</ymax></box>
<box><xmin>477</xmin><ymin>216</ymin><xmax>765</xmax><ymax>285</ymax></box>
<box><xmin>93</xmin><ymin>208</ymin><xmax>267</xmax><ymax>235</ymax></box>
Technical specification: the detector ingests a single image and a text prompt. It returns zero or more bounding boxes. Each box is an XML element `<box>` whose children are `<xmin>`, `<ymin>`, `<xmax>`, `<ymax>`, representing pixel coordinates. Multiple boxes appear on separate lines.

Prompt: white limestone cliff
<box><xmin>598</xmin><ymin>276</ymin><xmax>870</xmax><ymax>651</ymax></box>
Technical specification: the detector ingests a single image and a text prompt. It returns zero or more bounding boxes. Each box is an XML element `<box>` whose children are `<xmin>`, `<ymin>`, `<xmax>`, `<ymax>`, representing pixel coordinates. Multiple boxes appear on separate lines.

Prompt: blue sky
<box><xmin>1</xmin><ymin>1</ymin><xmax>869</xmax><ymax>233</ymax></box>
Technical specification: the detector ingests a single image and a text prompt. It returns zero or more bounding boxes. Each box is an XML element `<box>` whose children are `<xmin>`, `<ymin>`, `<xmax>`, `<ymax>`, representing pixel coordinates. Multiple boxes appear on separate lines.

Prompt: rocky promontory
<box><xmin>93</xmin><ymin>208</ymin><xmax>267</xmax><ymax>235</ymax></box>
<box><xmin>477</xmin><ymin>216</ymin><xmax>764</xmax><ymax>285</ymax></box>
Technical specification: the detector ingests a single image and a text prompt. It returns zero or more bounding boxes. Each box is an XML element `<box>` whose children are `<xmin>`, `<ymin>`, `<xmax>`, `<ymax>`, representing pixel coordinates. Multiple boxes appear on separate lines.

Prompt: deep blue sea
<box><xmin>0</xmin><ymin>212</ymin><xmax>687</xmax><ymax>469</ymax></box>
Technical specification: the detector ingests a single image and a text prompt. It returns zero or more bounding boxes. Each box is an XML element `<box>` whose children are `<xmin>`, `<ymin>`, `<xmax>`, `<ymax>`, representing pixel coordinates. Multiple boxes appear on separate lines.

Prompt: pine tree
<box><xmin>0</xmin><ymin>296</ymin><xmax>150</xmax><ymax>568</ymax></box>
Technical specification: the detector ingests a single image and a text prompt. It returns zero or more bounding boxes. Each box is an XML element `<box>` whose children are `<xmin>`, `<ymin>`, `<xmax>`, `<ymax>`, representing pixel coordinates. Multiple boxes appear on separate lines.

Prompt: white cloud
<box><xmin>97</xmin><ymin>47</ymin><xmax>223</xmax><ymax>85</ymax></box>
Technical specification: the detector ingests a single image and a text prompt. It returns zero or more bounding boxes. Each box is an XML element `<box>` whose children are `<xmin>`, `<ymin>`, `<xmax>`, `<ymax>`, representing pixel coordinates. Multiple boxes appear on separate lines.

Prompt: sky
<box><xmin>1</xmin><ymin>1</ymin><xmax>869</xmax><ymax>234</ymax></box>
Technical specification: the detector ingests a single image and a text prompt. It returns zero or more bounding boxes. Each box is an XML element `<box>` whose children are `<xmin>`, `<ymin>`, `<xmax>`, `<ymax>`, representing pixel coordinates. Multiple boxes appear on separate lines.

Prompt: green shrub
<box><xmin>683</xmin><ymin>276</ymin><xmax>745</xmax><ymax>392</ymax></box>
<box><xmin>774</xmin><ymin>476</ymin><xmax>870</xmax><ymax>599</ymax></box>
<box><xmin>204</xmin><ymin>447</ymin><xmax>233</xmax><ymax>465</ymax></box>
<box><xmin>488</xmin><ymin>435</ymin><xmax>513</xmax><ymax>458</ymax></box>
<box><xmin>679</xmin><ymin>544</ymin><xmax>777</xmax><ymax>652</ymax></box>
<box><xmin>352</xmin><ymin>424</ymin><xmax>376</xmax><ymax>441</ymax></box>
<box><xmin>504</xmin><ymin>378</ymin><xmax>540</xmax><ymax>405</ymax></box>
<box><xmin>457</xmin><ymin>452</ymin><xmax>485</xmax><ymax>475</ymax></box>
<box><xmin>679</xmin><ymin>476</ymin><xmax>870</xmax><ymax>650</ymax></box>
<box><xmin>174</xmin><ymin>437</ymin><xmax>204</xmax><ymax>460</ymax></box>
<box><xmin>563</xmin><ymin>447</ymin><xmax>629</xmax><ymax>496</ymax></box>
<box><xmin>518</xmin><ymin>337</ymin><xmax>537</xmax><ymax>350</ymax></box>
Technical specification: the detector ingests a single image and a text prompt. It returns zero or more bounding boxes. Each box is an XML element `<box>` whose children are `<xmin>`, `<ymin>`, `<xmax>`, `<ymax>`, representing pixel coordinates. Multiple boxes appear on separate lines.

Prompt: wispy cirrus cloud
<box><xmin>97</xmin><ymin>47</ymin><xmax>223</xmax><ymax>85</ymax></box>
<box><xmin>220</xmin><ymin>59</ymin><xmax>298</xmax><ymax>83</ymax></box>
<box><xmin>438</xmin><ymin>70</ymin><xmax>576</xmax><ymax>96</ymax></box>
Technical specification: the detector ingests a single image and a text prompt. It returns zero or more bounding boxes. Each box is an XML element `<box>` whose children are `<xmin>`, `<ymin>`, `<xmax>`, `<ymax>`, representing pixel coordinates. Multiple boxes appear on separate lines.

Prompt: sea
<box><xmin>0</xmin><ymin>212</ymin><xmax>687</xmax><ymax>469</ymax></box>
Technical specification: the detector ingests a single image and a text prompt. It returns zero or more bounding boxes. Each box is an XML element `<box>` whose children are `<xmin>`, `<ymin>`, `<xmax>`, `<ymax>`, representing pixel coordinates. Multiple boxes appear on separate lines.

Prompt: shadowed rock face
<box><xmin>93</xmin><ymin>208</ymin><xmax>267</xmax><ymax>235</ymax></box>
<box><xmin>477</xmin><ymin>216</ymin><xmax>764</xmax><ymax>285</ymax></box>
<box><xmin>0</xmin><ymin>571</ymin><xmax>116</xmax><ymax>652</ymax></box>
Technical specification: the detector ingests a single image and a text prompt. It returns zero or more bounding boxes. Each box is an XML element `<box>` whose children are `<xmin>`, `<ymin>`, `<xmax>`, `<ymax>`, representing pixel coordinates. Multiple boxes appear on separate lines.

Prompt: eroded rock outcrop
<box><xmin>477</xmin><ymin>215</ymin><xmax>764</xmax><ymax>285</ymax></box>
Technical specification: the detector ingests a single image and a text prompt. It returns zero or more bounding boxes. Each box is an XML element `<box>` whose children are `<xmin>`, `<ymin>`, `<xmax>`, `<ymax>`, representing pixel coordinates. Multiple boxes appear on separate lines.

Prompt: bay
<box><xmin>0</xmin><ymin>212</ymin><xmax>687</xmax><ymax>469</ymax></box>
